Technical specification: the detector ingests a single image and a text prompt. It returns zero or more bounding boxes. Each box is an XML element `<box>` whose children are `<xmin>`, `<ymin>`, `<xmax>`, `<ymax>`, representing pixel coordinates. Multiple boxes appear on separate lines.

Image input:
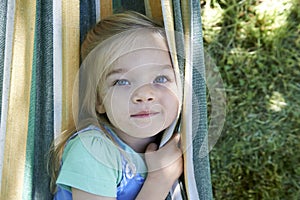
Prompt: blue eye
<box><xmin>154</xmin><ymin>75</ymin><xmax>168</xmax><ymax>84</ymax></box>
<box><xmin>113</xmin><ymin>79</ymin><xmax>130</xmax><ymax>86</ymax></box>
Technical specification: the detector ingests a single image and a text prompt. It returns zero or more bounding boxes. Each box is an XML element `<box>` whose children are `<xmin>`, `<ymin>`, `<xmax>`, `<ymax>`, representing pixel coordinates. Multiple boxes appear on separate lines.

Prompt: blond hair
<box><xmin>48</xmin><ymin>11</ymin><xmax>166</xmax><ymax>193</ymax></box>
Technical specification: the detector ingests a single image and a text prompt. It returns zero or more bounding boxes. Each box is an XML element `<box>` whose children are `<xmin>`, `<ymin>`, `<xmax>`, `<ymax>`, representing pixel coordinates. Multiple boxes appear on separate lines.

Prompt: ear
<box><xmin>96</xmin><ymin>104</ymin><xmax>106</xmax><ymax>114</ymax></box>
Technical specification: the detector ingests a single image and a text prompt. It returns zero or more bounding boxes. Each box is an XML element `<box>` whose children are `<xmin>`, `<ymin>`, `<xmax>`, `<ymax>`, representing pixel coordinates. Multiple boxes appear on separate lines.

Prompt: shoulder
<box><xmin>62</xmin><ymin>126</ymin><xmax>122</xmax><ymax>170</ymax></box>
<box><xmin>57</xmin><ymin>126</ymin><xmax>123</xmax><ymax>196</ymax></box>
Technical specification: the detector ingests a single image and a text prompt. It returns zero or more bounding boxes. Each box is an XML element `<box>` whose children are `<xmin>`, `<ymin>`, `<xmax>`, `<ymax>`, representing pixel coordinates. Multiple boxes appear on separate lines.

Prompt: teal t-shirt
<box><xmin>56</xmin><ymin>125</ymin><xmax>147</xmax><ymax>197</ymax></box>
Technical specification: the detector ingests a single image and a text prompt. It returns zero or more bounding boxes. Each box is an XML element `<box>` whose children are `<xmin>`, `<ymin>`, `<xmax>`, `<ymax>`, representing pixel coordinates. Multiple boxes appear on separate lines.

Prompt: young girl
<box><xmin>49</xmin><ymin>11</ymin><xmax>183</xmax><ymax>200</ymax></box>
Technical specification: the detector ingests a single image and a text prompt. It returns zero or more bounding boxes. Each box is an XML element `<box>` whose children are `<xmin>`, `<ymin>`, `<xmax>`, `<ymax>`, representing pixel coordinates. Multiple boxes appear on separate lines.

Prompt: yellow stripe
<box><xmin>144</xmin><ymin>0</ymin><xmax>152</xmax><ymax>18</ymax></box>
<box><xmin>1</xmin><ymin>0</ymin><xmax>36</xmax><ymax>199</ymax></box>
<box><xmin>161</xmin><ymin>1</ymin><xmax>196</xmax><ymax>198</ymax></box>
<box><xmin>160</xmin><ymin>0</ymin><xmax>181</xmax><ymax>97</ymax></box>
<box><xmin>150</xmin><ymin>0</ymin><xmax>162</xmax><ymax>22</ymax></box>
<box><xmin>61</xmin><ymin>1</ymin><xmax>80</xmax><ymax>131</ymax></box>
<box><xmin>145</xmin><ymin>0</ymin><xmax>163</xmax><ymax>22</ymax></box>
<box><xmin>180</xmin><ymin>0</ymin><xmax>190</xmax><ymax>32</ymax></box>
<box><xmin>100</xmin><ymin>0</ymin><xmax>112</xmax><ymax>19</ymax></box>
<box><xmin>178</xmin><ymin>1</ymin><xmax>197</xmax><ymax>199</ymax></box>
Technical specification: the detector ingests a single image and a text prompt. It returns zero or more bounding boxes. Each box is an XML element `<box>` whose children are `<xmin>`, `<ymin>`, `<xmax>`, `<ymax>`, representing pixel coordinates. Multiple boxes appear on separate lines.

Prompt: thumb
<box><xmin>145</xmin><ymin>143</ymin><xmax>158</xmax><ymax>153</ymax></box>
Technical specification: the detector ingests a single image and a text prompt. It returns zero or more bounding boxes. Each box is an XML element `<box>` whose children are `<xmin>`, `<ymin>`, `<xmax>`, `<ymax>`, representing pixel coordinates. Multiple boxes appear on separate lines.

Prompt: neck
<box><xmin>112</xmin><ymin>128</ymin><xmax>158</xmax><ymax>153</ymax></box>
<box><xmin>127</xmin><ymin>136</ymin><xmax>158</xmax><ymax>153</ymax></box>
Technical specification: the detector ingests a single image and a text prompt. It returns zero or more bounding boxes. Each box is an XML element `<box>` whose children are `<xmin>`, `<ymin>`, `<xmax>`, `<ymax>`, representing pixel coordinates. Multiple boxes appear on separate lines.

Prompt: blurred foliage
<box><xmin>202</xmin><ymin>0</ymin><xmax>300</xmax><ymax>199</ymax></box>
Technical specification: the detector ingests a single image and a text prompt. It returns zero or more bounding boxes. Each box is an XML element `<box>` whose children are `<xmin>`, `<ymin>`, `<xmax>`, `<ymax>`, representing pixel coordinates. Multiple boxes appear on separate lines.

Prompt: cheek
<box><xmin>104</xmin><ymin>89</ymin><xmax>130</xmax><ymax>115</ymax></box>
<box><xmin>161</xmin><ymin>87</ymin><xmax>180</xmax><ymax>115</ymax></box>
<box><xmin>104</xmin><ymin>91</ymin><xmax>132</xmax><ymax>131</ymax></box>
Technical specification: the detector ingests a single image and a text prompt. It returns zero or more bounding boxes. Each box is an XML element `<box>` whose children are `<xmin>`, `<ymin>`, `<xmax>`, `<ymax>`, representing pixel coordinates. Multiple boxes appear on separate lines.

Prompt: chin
<box><xmin>127</xmin><ymin>128</ymin><xmax>162</xmax><ymax>138</ymax></box>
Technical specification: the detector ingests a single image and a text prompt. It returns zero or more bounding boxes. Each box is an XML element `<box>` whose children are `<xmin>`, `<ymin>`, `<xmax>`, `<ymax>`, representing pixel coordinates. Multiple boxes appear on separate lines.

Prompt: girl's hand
<box><xmin>145</xmin><ymin>133</ymin><xmax>183</xmax><ymax>183</ymax></box>
<box><xmin>72</xmin><ymin>135</ymin><xmax>182</xmax><ymax>200</ymax></box>
<box><xmin>136</xmin><ymin>134</ymin><xmax>183</xmax><ymax>200</ymax></box>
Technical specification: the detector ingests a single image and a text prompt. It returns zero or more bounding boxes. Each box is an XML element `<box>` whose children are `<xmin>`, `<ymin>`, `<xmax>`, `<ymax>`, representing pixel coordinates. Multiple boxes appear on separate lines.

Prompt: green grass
<box><xmin>202</xmin><ymin>0</ymin><xmax>300</xmax><ymax>199</ymax></box>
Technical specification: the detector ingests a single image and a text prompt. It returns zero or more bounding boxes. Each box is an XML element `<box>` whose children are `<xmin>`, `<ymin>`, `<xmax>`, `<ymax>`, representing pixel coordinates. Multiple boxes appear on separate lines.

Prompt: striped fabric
<box><xmin>0</xmin><ymin>0</ymin><xmax>212</xmax><ymax>199</ymax></box>
<box><xmin>161</xmin><ymin>1</ymin><xmax>213</xmax><ymax>199</ymax></box>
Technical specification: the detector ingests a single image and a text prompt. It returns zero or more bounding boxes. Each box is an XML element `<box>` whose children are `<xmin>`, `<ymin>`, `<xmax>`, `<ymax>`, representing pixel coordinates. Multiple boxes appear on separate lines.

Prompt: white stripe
<box><xmin>95</xmin><ymin>0</ymin><xmax>100</xmax><ymax>22</ymax></box>
<box><xmin>183</xmin><ymin>1</ymin><xmax>200</xmax><ymax>199</ymax></box>
<box><xmin>183</xmin><ymin>45</ymin><xmax>199</xmax><ymax>200</ymax></box>
<box><xmin>171</xmin><ymin>180</ymin><xmax>183</xmax><ymax>200</ymax></box>
<box><xmin>160</xmin><ymin>1</ymin><xmax>184</xmax><ymax>200</ymax></box>
<box><xmin>53</xmin><ymin>0</ymin><xmax>62</xmax><ymax>138</ymax></box>
<box><xmin>0</xmin><ymin>0</ymin><xmax>15</xmax><ymax>188</ymax></box>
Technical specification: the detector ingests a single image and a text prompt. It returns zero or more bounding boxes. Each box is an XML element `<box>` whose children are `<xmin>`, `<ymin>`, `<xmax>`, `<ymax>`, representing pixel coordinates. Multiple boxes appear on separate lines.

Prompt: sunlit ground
<box><xmin>268</xmin><ymin>91</ymin><xmax>287</xmax><ymax>112</ymax></box>
<box><xmin>202</xmin><ymin>0</ymin><xmax>300</xmax><ymax>199</ymax></box>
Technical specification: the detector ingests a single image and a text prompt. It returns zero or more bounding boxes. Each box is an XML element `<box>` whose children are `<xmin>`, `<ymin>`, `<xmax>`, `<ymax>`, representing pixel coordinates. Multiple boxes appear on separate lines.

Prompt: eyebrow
<box><xmin>160</xmin><ymin>65</ymin><xmax>173</xmax><ymax>71</ymax></box>
<box><xmin>106</xmin><ymin>68</ymin><xmax>126</xmax><ymax>79</ymax></box>
<box><xmin>106</xmin><ymin>64</ymin><xmax>173</xmax><ymax>78</ymax></box>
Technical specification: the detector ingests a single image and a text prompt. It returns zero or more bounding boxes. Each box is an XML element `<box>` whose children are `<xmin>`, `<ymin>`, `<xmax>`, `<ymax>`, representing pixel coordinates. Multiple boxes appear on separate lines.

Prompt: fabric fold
<box><xmin>0</xmin><ymin>1</ymin><xmax>212</xmax><ymax>199</ymax></box>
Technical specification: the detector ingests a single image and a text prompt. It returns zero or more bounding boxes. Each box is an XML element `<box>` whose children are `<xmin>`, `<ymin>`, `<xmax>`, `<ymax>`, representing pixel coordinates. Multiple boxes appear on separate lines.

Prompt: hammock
<box><xmin>0</xmin><ymin>0</ymin><xmax>213</xmax><ymax>199</ymax></box>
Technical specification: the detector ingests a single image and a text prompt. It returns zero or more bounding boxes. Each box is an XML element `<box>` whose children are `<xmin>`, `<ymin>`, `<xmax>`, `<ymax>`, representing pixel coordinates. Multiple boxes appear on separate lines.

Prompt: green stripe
<box><xmin>113</xmin><ymin>0</ymin><xmax>122</xmax><ymax>13</ymax></box>
<box><xmin>114</xmin><ymin>0</ymin><xmax>145</xmax><ymax>14</ymax></box>
<box><xmin>172</xmin><ymin>1</ymin><xmax>189</xmax><ymax>199</ymax></box>
<box><xmin>32</xmin><ymin>0</ymin><xmax>54</xmax><ymax>199</ymax></box>
<box><xmin>80</xmin><ymin>0</ymin><xmax>96</xmax><ymax>45</ymax></box>
<box><xmin>190</xmin><ymin>0</ymin><xmax>213</xmax><ymax>199</ymax></box>
<box><xmin>23</xmin><ymin>30</ymin><xmax>37</xmax><ymax>200</ymax></box>
<box><xmin>23</xmin><ymin>1</ymin><xmax>54</xmax><ymax>199</ymax></box>
<box><xmin>173</xmin><ymin>0</ymin><xmax>185</xmax><ymax>74</ymax></box>
<box><xmin>0</xmin><ymin>0</ymin><xmax>8</xmax><ymax>119</ymax></box>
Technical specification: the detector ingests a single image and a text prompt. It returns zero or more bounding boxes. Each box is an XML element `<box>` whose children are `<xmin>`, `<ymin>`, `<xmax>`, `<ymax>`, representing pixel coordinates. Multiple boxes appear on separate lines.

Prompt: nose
<box><xmin>131</xmin><ymin>84</ymin><xmax>156</xmax><ymax>103</ymax></box>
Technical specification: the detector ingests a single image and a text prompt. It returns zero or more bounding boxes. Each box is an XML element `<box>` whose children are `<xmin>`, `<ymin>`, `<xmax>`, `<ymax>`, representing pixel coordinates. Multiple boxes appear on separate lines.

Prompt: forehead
<box><xmin>112</xmin><ymin>48</ymin><xmax>172</xmax><ymax>70</ymax></box>
<box><xmin>132</xmin><ymin>30</ymin><xmax>169</xmax><ymax>50</ymax></box>
<box><xmin>110</xmin><ymin>31</ymin><xmax>172</xmax><ymax>72</ymax></box>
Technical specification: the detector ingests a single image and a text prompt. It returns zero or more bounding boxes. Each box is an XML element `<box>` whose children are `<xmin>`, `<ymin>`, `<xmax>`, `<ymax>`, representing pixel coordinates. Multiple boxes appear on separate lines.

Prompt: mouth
<box><xmin>130</xmin><ymin>111</ymin><xmax>159</xmax><ymax>118</ymax></box>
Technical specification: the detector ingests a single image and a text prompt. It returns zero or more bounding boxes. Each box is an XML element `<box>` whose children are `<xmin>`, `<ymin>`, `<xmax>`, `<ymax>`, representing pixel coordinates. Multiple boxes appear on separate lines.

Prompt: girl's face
<box><xmin>97</xmin><ymin>32</ymin><xmax>180</xmax><ymax>140</ymax></box>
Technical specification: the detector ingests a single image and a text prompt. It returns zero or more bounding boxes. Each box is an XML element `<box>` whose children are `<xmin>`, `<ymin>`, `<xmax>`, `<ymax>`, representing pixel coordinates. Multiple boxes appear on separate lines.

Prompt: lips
<box><xmin>130</xmin><ymin>111</ymin><xmax>159</xmax><ymax>118</ymax></box>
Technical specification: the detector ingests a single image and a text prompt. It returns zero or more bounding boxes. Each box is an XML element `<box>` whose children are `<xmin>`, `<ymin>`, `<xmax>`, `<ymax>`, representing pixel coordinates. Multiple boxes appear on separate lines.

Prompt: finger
<box><xmin>145</xmin><ymin>142</ymin><xmax>158</xmax><ymax>153</ymax></box>
<box><xmin>160</xmin><ymin>133</ymin><xmax>181</xmax><ymax>151</ymax></box>
<box><xmin>171</xmin><ymin>133</ymin><xmax>182</xmax><ymax>153</ymax></box>
<box><xmin>174</xmin><ymin>133</ymin><xmax>181</xmax><ymax>149</ymax></box>
<box><xmin>168</xmin><ymin>133</ymin><xmax>180</xmax><ymax>147</ymax></box>
<box><xmin>173</xmin><ymin>133</ymin><xmax>180</xmax><ymax>143</ymax></box>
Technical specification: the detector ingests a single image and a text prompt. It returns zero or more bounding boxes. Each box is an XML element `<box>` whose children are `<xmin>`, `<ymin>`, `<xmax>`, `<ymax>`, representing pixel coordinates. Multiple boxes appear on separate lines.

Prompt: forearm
<box><xmin>135</xmin><ymin>175</ymin><xmax>172</xmax><ymax>200</ymax></box>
